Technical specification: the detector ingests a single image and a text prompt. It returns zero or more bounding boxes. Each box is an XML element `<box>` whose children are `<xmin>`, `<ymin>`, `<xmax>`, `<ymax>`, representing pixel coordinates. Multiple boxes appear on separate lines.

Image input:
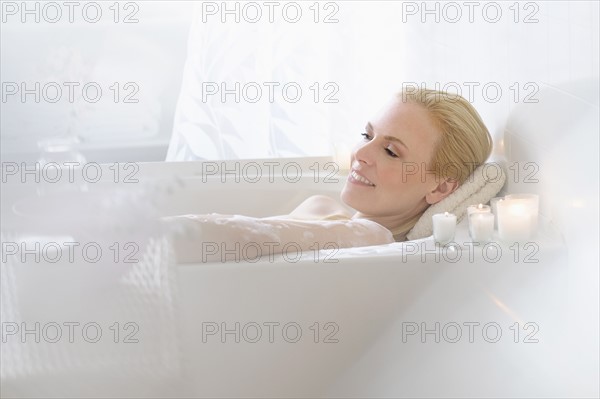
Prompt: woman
<box><xmin>169</xmin><ymin>88</ymin><xmax>493</xmax><ymax>263</ymax></box>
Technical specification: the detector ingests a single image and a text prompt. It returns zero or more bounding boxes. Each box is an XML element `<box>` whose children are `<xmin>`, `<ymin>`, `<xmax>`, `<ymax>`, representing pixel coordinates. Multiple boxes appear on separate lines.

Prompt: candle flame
<box><xmin>478</xmin><ymin>203</ymin><xmax>483</xmax><ymax>209</ymax></box>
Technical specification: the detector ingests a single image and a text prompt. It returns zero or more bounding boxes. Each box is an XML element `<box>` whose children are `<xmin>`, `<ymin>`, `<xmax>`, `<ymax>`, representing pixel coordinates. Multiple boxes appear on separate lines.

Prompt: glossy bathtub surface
<box><xmin>173</xmin><ymin>219</ymin><xmax>569</xmax><ymax>397</ymax></box>
<box><xmin>1</xmin><ymin>169</ymin><xmax>574</xmax><ymax>397</ymax></box>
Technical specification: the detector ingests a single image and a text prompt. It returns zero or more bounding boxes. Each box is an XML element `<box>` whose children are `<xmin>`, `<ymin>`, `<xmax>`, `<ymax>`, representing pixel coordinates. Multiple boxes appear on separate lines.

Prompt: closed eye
<box><xmin>385</xmin><ymin>147</ymin><xmax>399</xmax><ymax>158</ymax></box>
<box><xmin>362</xmin><ymin>132</ymin><xmax>399</xmax><ymax>158</ymax></box>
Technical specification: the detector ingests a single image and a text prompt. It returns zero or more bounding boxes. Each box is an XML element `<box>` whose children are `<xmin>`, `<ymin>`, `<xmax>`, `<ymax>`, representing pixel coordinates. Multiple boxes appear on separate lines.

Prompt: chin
<box><xmin>340</xmin><ymin>184</ymin><xmax>366</xmax><ymax>212</ymax></box>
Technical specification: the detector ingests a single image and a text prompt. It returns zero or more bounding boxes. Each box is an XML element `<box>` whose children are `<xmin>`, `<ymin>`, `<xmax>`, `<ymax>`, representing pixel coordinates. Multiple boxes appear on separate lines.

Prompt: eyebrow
<box><xmin>365</xmin><ymin>122</ymin><xmax>409</xmax><ymax>151</ymax></box>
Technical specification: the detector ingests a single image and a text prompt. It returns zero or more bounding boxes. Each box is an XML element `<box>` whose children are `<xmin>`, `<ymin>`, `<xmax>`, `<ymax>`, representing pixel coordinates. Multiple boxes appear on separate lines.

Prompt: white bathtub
<box><xmin>0</xmin><ymin>159</ymin><xmax>577</xmax><ymax>397</ymax></box>
<box><xmin>167</xmin><ymin>167</ymin><xmax>572</xmax><ymax>398</ymax></box>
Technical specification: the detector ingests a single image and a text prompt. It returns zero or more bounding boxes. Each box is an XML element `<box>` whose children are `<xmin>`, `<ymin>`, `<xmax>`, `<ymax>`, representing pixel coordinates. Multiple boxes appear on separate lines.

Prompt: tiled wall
<box><xmin>0</xmin><ymin>2</ymin><xmax>195</xmax><ymax>161</ymax></box>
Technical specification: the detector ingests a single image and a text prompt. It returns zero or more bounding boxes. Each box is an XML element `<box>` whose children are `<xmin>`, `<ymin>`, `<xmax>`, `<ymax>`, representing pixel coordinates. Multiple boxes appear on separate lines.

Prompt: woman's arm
<box><xmin>164</xmin><ymin>213</ymin><xmax>394</xmax><ymax>263</ymax></box>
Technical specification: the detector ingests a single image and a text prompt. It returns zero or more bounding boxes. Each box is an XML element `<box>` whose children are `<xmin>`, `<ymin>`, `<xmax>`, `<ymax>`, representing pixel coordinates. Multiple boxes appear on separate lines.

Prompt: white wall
<box><xmin>398</xmin><ymin>1</ymin><xmax>598</xmax><ymax>144</ymax></box>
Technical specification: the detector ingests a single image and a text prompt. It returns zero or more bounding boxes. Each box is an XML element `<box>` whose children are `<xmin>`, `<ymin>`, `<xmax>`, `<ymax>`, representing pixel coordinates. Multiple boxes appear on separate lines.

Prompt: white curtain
<box><xmin>167</xmin><ymin>1</ymin><xmax>407</xmax><ymax>161</ymax></box>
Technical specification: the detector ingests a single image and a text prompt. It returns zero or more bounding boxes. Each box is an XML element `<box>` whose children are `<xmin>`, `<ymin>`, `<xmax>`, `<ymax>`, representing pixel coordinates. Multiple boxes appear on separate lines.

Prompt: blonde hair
<box><xmin>399</xmin><ymin>88</ymin><xmax>493</xmax><ymax>184</ymax></box>
<box><xmin>390</xmin><ymin>88</ymin><xmax>493</xmax><ymax>240</ymax></box>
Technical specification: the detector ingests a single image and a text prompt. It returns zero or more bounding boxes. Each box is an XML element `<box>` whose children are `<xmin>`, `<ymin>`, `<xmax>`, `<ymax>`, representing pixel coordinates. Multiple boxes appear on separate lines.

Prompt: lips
<box><xmin>349</xmin><ymin>169</ymin><xmax>375</xmax><ymax>186</ymax></box>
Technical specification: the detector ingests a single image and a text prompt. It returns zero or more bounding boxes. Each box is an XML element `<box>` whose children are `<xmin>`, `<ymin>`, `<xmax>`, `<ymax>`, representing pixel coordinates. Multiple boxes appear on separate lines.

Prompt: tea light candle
<box><xmin>504</xmin><ymin>194</ymin><xmax>539</xmax><ymax>231</ymax></box>
<box><xmin>490</xmin><ymin>197</ymin><xmax>503</xmax><ymax>228</ymax></box>
<box><xmin>497</xmin><ymin>198</ymin><xmax>533</xmax><ymax>243</ymax></box>
<box><xmin>467</xmin><ymin>203</ymin><xmax>491</xmax><ymax>236</ymax></box>
<box><xmin>467</xmin><ymin>203</ymin><xmax>491</xmax><ymax>216</ymax></box>
<box><xmin>469</xmin><ymin>212</ymin><xmax>494</xmax><ymax>243</ymax></box>
<box><xmin>432</xmin><ymin>212</ymin><xmax>457</xmax><ymax>245</ymax></box>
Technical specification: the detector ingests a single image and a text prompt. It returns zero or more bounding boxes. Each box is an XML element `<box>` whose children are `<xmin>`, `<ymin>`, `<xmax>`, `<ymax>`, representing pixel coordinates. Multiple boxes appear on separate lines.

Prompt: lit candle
<box><xmin>469</xmin><ymin>212</ymin><xmax>494</xmax><ymax>243</ymax></box>
<box><xmin>490</xmin><ymin>197</ymin><xmax>503</xmax><ymax>229</ymax></box>
<box><xmin>432</xmin><ymin>212</ymin><xmax>457</xmax><ymax>245</ymax></box>
<box><xmin>497</xmin><ymin>198</ymin><xmax>533</xmax><ymax>243</ymax></box>
<box><xmin>504</xmin><ymin>194</ymin><xmax>539</xmax><ymax>232</ymax></box>
<box><xmin>467</xmin><ymin>203</ymin><xmax>491</xmax><ymax>237</ymax></box>
<box><xmin>467</xmin><ymin>203</ymin><xmax>491</xmax><ymax>216</ymax></box>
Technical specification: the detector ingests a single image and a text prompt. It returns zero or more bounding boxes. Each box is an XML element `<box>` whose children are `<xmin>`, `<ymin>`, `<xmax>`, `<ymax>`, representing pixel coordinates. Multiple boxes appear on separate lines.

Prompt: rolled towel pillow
<box><xmin>406</xmin><ymin>162</ymin><xmax>506</xmax><ymax>241</ymax></box>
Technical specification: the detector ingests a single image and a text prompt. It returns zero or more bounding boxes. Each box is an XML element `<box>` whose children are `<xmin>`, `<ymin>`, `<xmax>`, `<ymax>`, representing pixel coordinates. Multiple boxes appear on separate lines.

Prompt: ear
<box><xmin>425</xmin><ymin>178</ymin><xmax>460</xmax><ymax>205</ymax></box>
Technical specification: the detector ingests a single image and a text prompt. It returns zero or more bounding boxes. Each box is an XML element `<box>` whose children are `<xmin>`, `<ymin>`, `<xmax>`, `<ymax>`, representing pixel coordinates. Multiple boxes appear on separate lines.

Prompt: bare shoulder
<box><xmin>288</xmin><ymin>194</ymin><xmax>353</xmax><ymax>220</ymax></box>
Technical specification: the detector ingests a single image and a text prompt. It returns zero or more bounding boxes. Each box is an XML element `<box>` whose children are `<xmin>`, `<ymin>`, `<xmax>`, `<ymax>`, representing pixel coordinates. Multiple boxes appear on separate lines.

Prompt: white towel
<box><xmin>406</xmin><ymin>162</ymin><xmax>506</xmax><ymax>240</ymax></box>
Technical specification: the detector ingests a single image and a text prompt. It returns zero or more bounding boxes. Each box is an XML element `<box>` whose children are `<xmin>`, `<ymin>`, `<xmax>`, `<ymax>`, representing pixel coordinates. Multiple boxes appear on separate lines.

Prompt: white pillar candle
<box><xmin>469</xmin><ymin>212</ymin><xmax>495</xmax><ymax>243</ymax></box>
<box><xmin>490</xmin><ymin>197</ymin><xmax>504</xmax><ymax>229</ymax></box>
<box><xmin>432</xmin><ymin>212</ymin><xmax>457</xmax><ymax>245</ymax></box>
<box><xmin>504</xmin><ymin>194</ymin><xmax>539</xmax><ymax>232</ymax></box>
<box><xmin>497</xmin><ymin>199</ymin><xmax>533</xmax><ymax>243</ymax></box>
<box><xmin>467</xmin><ymin>203</ymin><xmax>491</xmax><ymax>236</ymax></box>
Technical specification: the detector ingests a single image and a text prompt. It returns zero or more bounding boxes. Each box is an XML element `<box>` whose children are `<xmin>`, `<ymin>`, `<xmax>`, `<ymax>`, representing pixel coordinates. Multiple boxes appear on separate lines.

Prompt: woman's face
<box><xmin>341</xmin><ymin>98</ymin><xmax>447</xmax><ymax>221</ymax></box>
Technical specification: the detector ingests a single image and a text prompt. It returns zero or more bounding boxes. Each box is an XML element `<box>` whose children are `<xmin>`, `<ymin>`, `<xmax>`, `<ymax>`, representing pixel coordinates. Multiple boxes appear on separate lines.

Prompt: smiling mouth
<box><xmin>349</xmin><ymin>170</ymin><xmax>375</xmax><ymax>187</ymax></box>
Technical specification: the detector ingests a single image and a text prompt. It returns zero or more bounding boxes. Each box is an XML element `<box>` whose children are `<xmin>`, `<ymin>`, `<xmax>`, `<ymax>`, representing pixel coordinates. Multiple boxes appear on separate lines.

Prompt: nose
<box><xmin>353</xmin><ymin>139</ymin><xmax>375</xmax><ymax>167</ymax></box>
